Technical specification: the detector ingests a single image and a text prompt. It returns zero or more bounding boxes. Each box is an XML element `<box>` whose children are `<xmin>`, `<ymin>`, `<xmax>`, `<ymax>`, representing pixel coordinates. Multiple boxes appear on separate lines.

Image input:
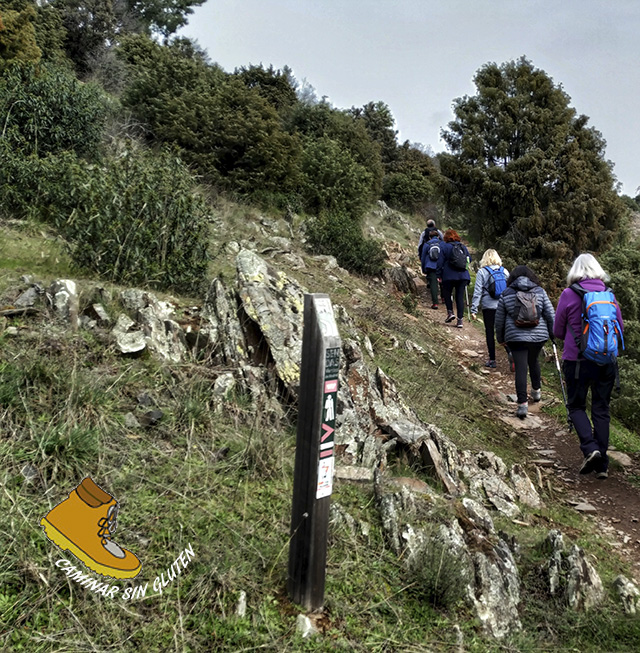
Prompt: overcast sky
<box><xmin>180</xmin><ymin>0</ymin><xmax>640</xmax><ymax>196</ymax></box>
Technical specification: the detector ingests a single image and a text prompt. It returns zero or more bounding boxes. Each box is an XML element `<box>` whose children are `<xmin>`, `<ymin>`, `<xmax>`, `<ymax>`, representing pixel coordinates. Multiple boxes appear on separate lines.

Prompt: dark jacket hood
<box><xmin>510</xmin><ymin>276</ymin><xmax>539</xmax><ymax>292</ymax></box>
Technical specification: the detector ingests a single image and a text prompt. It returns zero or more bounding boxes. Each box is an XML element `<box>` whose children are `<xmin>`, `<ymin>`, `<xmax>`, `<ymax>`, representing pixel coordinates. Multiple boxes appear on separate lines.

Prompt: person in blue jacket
<box><xmin>437</xmin><ymin>228</ymin><xmax>471</xmax><ymax>328</ymax></box>
<box><xmin>420</xmin><ymin>228</ymin><xmax>442</xmax><ymax>309</ymax></box>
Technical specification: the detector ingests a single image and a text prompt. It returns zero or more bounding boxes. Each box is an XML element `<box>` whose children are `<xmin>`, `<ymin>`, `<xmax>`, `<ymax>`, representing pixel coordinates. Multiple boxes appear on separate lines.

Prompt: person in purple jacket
<box><xmin>553</xmin><ymin>253</ymin><xmax>624</xmax><ymax>478</ymax></box>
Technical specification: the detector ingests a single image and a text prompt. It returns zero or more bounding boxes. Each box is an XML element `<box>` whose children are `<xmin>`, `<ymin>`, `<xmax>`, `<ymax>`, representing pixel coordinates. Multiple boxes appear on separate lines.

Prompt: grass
<box><xmin>2</xmin><ymin>209</ymin><xmax>640</xmax><ymax>651</ymax></box>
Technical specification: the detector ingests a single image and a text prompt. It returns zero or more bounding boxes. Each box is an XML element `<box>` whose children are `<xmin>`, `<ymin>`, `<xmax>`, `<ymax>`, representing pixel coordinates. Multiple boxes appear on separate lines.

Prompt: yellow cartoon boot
<box><xmin>41</xmin><ymin>477</ymin><xmax>141</xmax><ymax>579</ymax></box>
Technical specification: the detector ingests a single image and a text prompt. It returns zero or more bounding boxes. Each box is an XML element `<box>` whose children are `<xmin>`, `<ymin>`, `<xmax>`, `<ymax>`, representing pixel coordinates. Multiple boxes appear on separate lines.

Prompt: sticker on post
<box><xmin>316</xmin><ymin>457</ymin><xmax>334</xmax><ymax>499</ymax></box>
<box><xmin>315</xmin><ymin>297</ymin><xmax>339</xmax><ymax>338</ymax></box>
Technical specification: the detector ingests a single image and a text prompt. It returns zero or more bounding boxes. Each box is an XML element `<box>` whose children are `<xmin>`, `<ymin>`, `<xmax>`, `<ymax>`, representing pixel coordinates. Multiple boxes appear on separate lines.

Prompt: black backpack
<box><xmin>449</xmin><ymin>242</ymin><xmax>468</xmax><ymax>270</ymax></box>
<box><xmin>511</xmin><ymin>290</ymin><xmax>540</xmax><ymax>328</ymax></box>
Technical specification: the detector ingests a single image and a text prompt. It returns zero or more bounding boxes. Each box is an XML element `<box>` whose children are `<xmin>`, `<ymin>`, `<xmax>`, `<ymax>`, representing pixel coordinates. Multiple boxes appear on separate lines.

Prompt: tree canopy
<box><xmin>439</xmin><ymin>56</ymin><xmax>625</xmax><ymax>286</ymax></box>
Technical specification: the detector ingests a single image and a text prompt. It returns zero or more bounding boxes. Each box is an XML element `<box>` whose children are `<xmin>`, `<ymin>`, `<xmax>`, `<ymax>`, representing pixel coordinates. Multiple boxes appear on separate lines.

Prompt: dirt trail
<box><xmin>417</xmin><ymin>297</ymin><xmax>640</xmax><ymax>580</ymax></box>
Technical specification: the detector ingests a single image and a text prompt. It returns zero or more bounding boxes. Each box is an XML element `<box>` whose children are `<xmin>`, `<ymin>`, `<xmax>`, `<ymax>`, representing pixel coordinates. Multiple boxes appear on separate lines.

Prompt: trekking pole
<box><xmin>551</xmin><ymin>339</ymin><xmax>573</xmax><ymax>432</ymax></box>
<box><xmin>465</xmin><ymin>284</ymin><xmax>471</xmax><ymax>322</ymax></box>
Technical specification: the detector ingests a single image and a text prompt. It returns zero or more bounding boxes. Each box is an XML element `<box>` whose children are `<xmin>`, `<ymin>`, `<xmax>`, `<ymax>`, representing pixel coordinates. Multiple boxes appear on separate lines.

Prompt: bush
<box><xmin>0</xmin><ymin>61</ymin><xmax>109</xmax><ymax>158</ymax></box>
<box><xmin>0</xmin><ymin>142</ymin><xmax>212</xmax><ymax>292</ymax></box>
<box><xmin>61</xmin><ymin>146</ymin><xmax>212</xmax><ymax>292</ymax></box>
<box><xmin>306</xmin><ymin>212</ymin><xmax>386</xmax><ymax>276</ymax></box>
<box><xmin>611</xmin><ymin>358</ymin><xmax>640</xmax><ymax>431</ymax></box>
<box><xmin>300</xmin><ymin>137</ymin><xmax>373</xmax><ymax>217</ymax></box>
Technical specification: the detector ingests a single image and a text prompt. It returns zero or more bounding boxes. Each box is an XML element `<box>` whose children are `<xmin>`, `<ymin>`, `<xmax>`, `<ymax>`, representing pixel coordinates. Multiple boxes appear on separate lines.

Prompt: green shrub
<box><xmin>300</xmin><ymin>136</ymin><xmax>373</xmax><ymax>217</ymax></box>
<box><xmin>0</xmin><ymin>61</ymin><xmax>109</xmax><ymax>158</ymax></box>
<box><xmin>118</xmin><ymin>35</ymin><xmax>301</xmax><ymax>197</ymax></box>
<box><xmin>611</xmin><ymin>358</ymin><xmax>640</xmax><ymax>430</ymax></box>
<box><xmin>61</xmin><ymin>146</ymin><xmax>211</xmax><ymax>292</ymax></box>
<box><xmin>306</xmin><ymin>212</ymin><xmax>386</xmax><ymax>276</ymax></box>
<box><xmin>407</xmin><ymin>534</ymin><xmax>468</xmax><ymax>609</ymax></box>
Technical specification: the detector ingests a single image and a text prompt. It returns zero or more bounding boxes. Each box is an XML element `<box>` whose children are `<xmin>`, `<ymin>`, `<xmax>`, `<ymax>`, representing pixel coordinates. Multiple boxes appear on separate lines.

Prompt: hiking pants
<box><xmin>507</xmin><ymin>341</ymin><xmax>543</xmax><ymax>404</ymax></box>
<box><xmin>563</xmin><ymin>359</ymin><xmax>616</xmax><ymax>470</ymax></box>
<box><xmin>482</xmin><ymin>308</ymin><xmax>496</xmax><ymax>361</ymax></box>
<box><xmin>442</xmin><ymin>280</ymin><xmax>466</xmax><ymax>319</ymax></box>
<box><xmin>426</xmin><ymin>269</ymin><xmax>439</xmax><ymax>304</ymax></box>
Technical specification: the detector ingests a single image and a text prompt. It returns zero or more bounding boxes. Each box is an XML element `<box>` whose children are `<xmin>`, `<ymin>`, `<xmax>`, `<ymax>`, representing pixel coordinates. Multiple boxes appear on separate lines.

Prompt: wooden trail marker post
<box><xmin>288</xmin><ymin>294</ymin><xmax>341</xmax><ymax>611</ymax></box>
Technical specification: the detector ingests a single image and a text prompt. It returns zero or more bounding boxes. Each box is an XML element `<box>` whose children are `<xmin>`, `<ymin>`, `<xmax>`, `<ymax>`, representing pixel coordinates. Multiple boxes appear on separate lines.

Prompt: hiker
<box><xmin>495</xmin><ymin>265</ymin><xmax>555</xmax><ymax>419</ymax></box>
<box><xmin>553</xmin><ymin>253</ymin><xmax>624</xmax><ymax>478</ymax></box>
<box><xmin>417</xmin><ymin>219</ymin><xmax>443</xmax><ymax>260</ymax></box>
<box><xmin>437</xmin><ymin>228</ymin><xmax>471</xmax><ymax>328</ymax></box>
<box><xmin>420</xmin><ymin>229</ymin><xmax>442</xmax><ymax>309</ymax></box>
<box><xmin>470</xmin><ymin>249</ymin><xmax>509</xmax><ymax>368</ymax></box>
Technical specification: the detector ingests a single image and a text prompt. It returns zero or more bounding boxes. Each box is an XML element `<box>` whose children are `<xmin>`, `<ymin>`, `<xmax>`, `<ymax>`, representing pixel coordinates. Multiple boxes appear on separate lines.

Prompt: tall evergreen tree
<box><xmin>439</xmin><ymin>56</ymin><xmax>625</xmax><ymax>286</ymax></box>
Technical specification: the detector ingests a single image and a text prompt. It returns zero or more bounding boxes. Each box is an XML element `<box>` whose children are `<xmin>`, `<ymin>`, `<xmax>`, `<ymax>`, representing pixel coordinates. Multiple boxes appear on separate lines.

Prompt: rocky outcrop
<box><xmin>544</xmin><ymin>530</ymin><xmax>604</xmax><ymax>611</ymax></box>
<box><xmin>374</xmin><ymin>471</ymin><xmax>522</xmax><ymax>639</ymax></box>
<box><xmin>613</xmin><ymin>575</ymin><xmax>640</xmax><ymax>614</ymax></box>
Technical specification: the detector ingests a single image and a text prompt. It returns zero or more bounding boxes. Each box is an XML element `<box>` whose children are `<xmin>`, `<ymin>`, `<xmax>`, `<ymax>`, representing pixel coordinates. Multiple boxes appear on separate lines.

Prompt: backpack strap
<box><xmin>566</xmin><ymin>283</ymin><xmax>586</xmax><ymax>353</ymax></box>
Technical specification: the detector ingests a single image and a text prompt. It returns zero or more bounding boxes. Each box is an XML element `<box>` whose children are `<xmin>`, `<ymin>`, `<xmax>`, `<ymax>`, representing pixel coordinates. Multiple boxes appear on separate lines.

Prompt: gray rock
<box><xmin>385</xmin><ymin>265</ymin><xmax>418</xmax><ymax>295</ymax></box>
<box><xmin>199</xmin><ymin>277</ymin><xmax>247</xmax><ymax>365</ymax></box>
<box><xmin>48</xmin><ymin>280</ymin><xmax>78</xmax><ymax>329</ymax></box>
<box><xmin>212</xmin><ymin>372</ymin><xmax>236</xmax><ymax>413</ymax></box>
<box><xmin>509</xmin><ymin>464</ymin><xmax>543</xmax><ymax>509</ymax></box>
<box><xmin>124</xmin><ymin>413</ymin><xmax>140</xmax><ymax>429</ymax></box>
<box><xmin>295</xmin><ymin>614</ymin><xmax>318</xmax><ymax>638</ymax></box>
<box><xmin>236</xmin><ymin>249</ymin><xmax>305</xmax><ymax>393</ymax></box>
<box><xmin>21</xmin><ymin>464</ymin><xmax>39</xmax><ymax>484</ymax></box>
<box><xmin>335</xmin><ymin>465</ymin><xmax>373</xmax><ymax>483</ymax></box>
<box><xmin>112</xmin><ymin>314</ymin><xmax>146</xmax><ymax>354</ymax></box>
<box><xmin>609</xmin><ymin>451</ymin><xmax>633</xmax><ymax>467</ymax></box>
<box><xmin>86</xmin><ymin>303</ymin><xmax>110</xmax><ymax>326</ymax></box>
<box><xmin>14</xmin><ymin>286</ymin><xmax>41</xmax><ymax>308</ymax></box>
<box><xmin>462</xmin><ymin>497</ymin><xmax>496</xmax><ymax>534</ymax></box>
<box><xmin>281</xmin><ymin>253</ymin><xmax>306</xmax><ymax>269</ymax></box>
<box><xmin>544</xmin><ymin>530</ymin><xmax>604</xmax><ymax>611</ymax></box>
<box><xmin>574</xmin><ymin>502</ymin><xmax>598</xmax><ymax>514</ymax></box>
<box><xmin>613</xmin><ymin>575</ymin><xmax>640</xmax><ymax>614</ymax></box>
<box><xmin>139</xmin><ymin>409</ymin><xmax>163</xmax><ymax>427</ymax></box>
<box><xmin>236</xmin><ymin>590</ymin><xmax>247</xmax><ymax>618</ymax></box>
<box><xmin>566</xmin><ymin>545</ymin><xmax>604</xmax><ymax>611</ymax></box>
<box><xmin>470</xmin><ymin>539</ymin><xmax>522</xmax><ymax>639</ymax></box>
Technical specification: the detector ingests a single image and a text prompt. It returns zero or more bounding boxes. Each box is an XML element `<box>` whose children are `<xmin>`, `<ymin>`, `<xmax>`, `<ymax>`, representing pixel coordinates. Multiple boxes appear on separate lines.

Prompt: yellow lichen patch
<box><xmin>278</xmin><ymin>360</ymin><xmax>300</xmax><ymax>385</ymax></box>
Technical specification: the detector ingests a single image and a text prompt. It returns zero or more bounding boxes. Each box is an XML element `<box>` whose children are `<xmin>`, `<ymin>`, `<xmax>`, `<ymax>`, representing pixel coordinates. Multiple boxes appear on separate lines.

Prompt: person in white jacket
<box><xmin>471</xmin><ymin>249</ymin><xmax>509</xmax><ymax>368</ymax></box>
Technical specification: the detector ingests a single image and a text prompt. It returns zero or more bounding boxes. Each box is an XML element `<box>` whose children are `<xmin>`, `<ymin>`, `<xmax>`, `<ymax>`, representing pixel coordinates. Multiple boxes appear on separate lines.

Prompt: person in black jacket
<box><xmin>495</xmin><ymin>265</ymin><xmax>555</xmax><ymax>419</ymax></box>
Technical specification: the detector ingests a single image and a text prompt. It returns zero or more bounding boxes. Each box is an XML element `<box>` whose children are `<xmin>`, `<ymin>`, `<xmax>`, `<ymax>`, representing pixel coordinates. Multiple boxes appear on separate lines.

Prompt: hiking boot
<box><xmin>456</xmin><ymin>318</ymin><xmax>464</xmax><ymax>328</ymax></box>
<box><xmin>531</xmin><ymin>388</ymin><xmax>541</xmax><ymax>402</ymax></box>
<box><xmin>431</xmin><ymin>303</ymin><xmax>439</xmax><ymax>310</ymax></box>
<box><xmin>516</xmin><ymin>402</ymin><xmax>528</xmax><ymax>419</ymax></box>
<box><xmin>506</xmin><ymin>350</ymin><xmax>515</xmax><ymax>373</ymax></box>
<box><xmin>41</xmin><ymin>477</ymin><xmax>142</xmax><ymax>579</ymax></box>
<box><xmin>445</xmin><ymin>312</ymin><xmax>455</xmax><ymax>323</ymax></box>
<box><xmin>579</xmin><ymin>450</ymin><xmax>602</xmax><ymax>475</ymax></box>
<box><xmin>596</xmin><ymin>470</ymin><xmax>609</xmax><ymax>480</ymax></box>
<box><xmin>484</xmin><ymin>360</ymin><xmax>497</xmax><ymax>368</ymax></box>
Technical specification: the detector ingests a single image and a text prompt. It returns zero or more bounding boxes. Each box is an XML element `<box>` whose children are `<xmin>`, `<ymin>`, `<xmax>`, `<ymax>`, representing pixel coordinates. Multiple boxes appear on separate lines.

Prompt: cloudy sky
<box><xmin>180</xmin><ymin>0</ymin><xmax>640</xmax><ymax>196</ymax></box>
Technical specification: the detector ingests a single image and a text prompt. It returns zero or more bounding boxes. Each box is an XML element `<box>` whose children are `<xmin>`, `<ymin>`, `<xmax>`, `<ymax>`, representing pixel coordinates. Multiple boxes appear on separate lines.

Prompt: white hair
<box><xmin>566</xmin><ymin>253</ymin><xmax>610</xmax><ymax>286</ymax></box>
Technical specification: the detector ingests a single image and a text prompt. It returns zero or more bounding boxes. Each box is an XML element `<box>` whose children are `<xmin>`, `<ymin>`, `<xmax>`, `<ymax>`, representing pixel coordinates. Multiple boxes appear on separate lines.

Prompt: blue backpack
<box><xmin>485</xmin><ymin>266</ymin><xmax>507</xmax><ymax>299</ymax></box>
<box><xmin>569</xmin><ymin>283</ymin><xmax>624</xmax><ymax>365</ymax></box>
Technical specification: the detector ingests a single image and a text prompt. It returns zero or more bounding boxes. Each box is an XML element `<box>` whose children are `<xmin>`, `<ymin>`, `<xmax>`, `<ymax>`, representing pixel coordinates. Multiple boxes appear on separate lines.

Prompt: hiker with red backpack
<box><xmin>470</xmin><ymin>249</ymin><xmax>509</xmax><ymax>368</ymax></box>
<box><xmin>553</xmin><ymin>253</ymin><xmax>624</xmax><ymax>478</ymax></box>
<box><xmin>437</xmin><ymin>229</ymin><xmax>471</xmax><ymax>328</ymax></box>
<box><xmin>495</xmin><ymin>265</ymin><xmax>555</xmax><ymax>419</ymax></box>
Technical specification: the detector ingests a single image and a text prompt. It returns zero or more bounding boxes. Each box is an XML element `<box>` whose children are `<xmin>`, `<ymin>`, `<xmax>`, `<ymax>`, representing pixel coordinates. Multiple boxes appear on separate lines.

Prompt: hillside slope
<box><xmin>2</xmin><ymin>204</ymin><xmax>640</xmax><ymax>652</ymax></box>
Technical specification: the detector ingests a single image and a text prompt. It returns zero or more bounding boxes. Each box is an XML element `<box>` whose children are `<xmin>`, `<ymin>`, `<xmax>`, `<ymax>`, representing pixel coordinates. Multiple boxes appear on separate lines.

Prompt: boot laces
<box><xmin>97</xmin><ymin>504</ymin><xmax>118</xmax><ymax>542</ymax></box>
